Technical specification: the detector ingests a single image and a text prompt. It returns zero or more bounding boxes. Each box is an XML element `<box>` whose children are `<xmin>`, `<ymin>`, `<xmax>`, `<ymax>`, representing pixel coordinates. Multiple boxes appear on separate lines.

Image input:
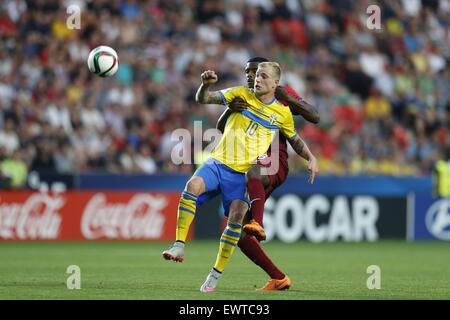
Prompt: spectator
<box><xmin>0</xmin><ymin>149</ymin><xmax>27</xmax><ymax>188</ymax></box>
<box><xmin>0</xmin><ymin>0</ymin><xmax>447</xmax><ymax>178</ymax></box>
<box><xmin>0</xmin><ymin>118</ymin><xmax>19</xmax><ymax>155</ymax></box>
<box><xmin>364</xmin><ymin>88</ymin><xmax>392</xmax><ymax>120</ymax></box>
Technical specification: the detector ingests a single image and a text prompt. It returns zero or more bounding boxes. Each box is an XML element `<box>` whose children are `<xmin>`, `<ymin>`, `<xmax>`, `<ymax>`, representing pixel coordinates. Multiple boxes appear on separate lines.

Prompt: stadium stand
<box><xmin>0</xmin><ymin>0</ymin><xmax>449</xmax><ymax>189</ymax></box>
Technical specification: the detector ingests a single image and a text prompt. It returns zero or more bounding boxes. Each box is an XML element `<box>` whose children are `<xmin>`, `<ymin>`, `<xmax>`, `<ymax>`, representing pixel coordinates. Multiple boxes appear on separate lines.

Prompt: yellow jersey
<box><xmin>210</xmin><ymin>86</ymin><xmax>297</xmax><ymax>173</ymax></box>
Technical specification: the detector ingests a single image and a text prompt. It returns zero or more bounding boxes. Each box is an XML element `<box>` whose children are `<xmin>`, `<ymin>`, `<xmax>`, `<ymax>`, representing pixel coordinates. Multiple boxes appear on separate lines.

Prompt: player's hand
<box><xmin>307</xmin><ymin>156</ymin><xmax>319</xmax><ymax>184</ymax></box>
<box><xmin>229</xmin><ymin>98</ymin><xmax>248</xmax><ymax>112</ymax></box>
<box><xmin>201</xmin><ymin>70</ymin><xmax>218</xmax><ymax>85</ymax></box>
<box><xmin>275</xmin><ymin>86</ymin><xmax>292</xmax><ymax>102</ymax></box>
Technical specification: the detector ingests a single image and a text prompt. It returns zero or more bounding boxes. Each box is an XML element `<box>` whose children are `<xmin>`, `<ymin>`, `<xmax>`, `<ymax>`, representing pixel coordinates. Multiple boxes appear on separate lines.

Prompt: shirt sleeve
<box><xmin>284</xmin><ymin>85</ymin><xmax>304</xmax><ymax>115</ymax></box>
<box><xmin>280</xmin><ymin>111</ymin><xmax>297</xmax><ymax>139</ymax></box>
<box><xmin>218</xmin><ymin>86</ymin><xmax>244</xmax><ymax>106</ymax></box>
<box><xmin>285</xmin><ymin>85</ymin><xmax>302</xmax><ymax>101</ymax></box>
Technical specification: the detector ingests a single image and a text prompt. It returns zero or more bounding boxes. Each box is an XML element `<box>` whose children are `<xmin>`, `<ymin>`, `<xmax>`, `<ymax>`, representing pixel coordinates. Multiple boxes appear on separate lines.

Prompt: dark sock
<box><xmin>247</xmin><ymin>178</ymin><xmax>266</xmax><ymax>227</ymax></box>
<box><xmin>238</xmin><ymin>235</ymin><xmax>285</xmax><ymax>280</ymax></box>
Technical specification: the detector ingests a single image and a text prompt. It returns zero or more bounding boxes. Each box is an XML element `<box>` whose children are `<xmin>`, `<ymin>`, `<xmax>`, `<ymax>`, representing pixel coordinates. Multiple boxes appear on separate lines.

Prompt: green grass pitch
<box><xmin>0</xmin><ymin>241</ymin><xmax>449</xmax><ymax>300</ymax></box>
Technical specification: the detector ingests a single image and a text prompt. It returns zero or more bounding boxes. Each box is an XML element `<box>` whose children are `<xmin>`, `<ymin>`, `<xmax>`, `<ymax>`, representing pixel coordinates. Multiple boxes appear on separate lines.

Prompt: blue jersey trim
<box><xmin>242</xmin><ymin>110</ymin><xmax>279</xmax><ymax>130</ymax></box>
<box><xmin>264</xmin><ymin>97</ymin><xmax>276</xmax><ymax>105</ymax></box>
<box><xmin>218</xmin><ymin>91</ymin><xmax>228</xmax><ymax>106</ymax></box>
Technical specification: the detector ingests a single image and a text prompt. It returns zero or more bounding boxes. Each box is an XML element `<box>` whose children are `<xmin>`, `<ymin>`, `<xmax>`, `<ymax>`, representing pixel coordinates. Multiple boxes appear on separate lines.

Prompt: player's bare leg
<box><xmin>162</xmin><ymin>176</ymin><xmax>205</xmax><ymax>262</ymax></box>
<box><xmin>244</xmin><ymin>165</ymin><xmax>270</xmax><ymax>241</ymax></box>
<box><xmin>200</xmin><ymin>199</ymin><xmax>248</xmax><ymax>292</ymax></box>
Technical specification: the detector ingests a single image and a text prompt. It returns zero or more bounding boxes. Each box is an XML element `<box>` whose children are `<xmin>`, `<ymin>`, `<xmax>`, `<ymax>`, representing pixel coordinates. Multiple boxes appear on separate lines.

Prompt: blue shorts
<box><xmin>194</xmin><ymin>158</ymin><xmax>250</xmax><ymax>216</ymax></box>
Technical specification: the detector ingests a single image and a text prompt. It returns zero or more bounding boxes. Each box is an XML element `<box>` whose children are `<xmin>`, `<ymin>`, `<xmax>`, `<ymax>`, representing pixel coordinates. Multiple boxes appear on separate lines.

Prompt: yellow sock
<box><xmin>176</xmin><ymin>191</ymin><xmax>198</xmax><ymax>242</ymax></box>
<box><xmin>213</xmin><ymin>223</ymin><xmax>242</xmax><ymax>272</ymax></box>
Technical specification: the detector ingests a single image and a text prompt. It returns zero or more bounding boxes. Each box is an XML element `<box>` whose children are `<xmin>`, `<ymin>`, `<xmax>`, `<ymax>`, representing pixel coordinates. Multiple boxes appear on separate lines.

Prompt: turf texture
<box><xmin>0</xmin><ymin>241</ymin><xmax>449</xmax><ymax>300</ymax></box>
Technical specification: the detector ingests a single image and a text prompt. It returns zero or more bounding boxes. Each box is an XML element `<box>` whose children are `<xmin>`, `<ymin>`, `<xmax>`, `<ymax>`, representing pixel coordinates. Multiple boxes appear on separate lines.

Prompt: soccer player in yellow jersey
<box><xmin>162</xmin><ymin>62</ymin><xmax>312</xmax><ymax>292</ymax></box>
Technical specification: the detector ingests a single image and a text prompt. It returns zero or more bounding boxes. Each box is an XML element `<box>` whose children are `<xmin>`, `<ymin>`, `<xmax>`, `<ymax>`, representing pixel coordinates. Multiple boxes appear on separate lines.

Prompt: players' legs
<box><xmin>238</xmin><ymin>216</ymin><xmax>292</xmax><ymax>290</ymax></box>
<box><xmin>174</xmin><ymin>158</ymin><xmax>221</xmax><ymax>245</ymax></box>
<box><xmin>247</xmin><ymin>164</ymin><xmax>271</xmax><ymax>187</ymax></box>
<box><xmin>238</xmin><ymin>233</ymin><xmax>286</xmax><ymax>279</ymax></box>
<box><xmin>163</xmin><ymin>159</ymin><xmax>219</xmax><ymax>262</ymax></box>
<box><xmin>213</xmin><ymin>199</ymin><xmax>248</xmax><ymax>273</ymax></box>
<box><xmin>238</xmin><ymin>211</ymin><xmax>288</xmax><ymax>286</ymax></box>
<box><xmin>238</xmin><ymin>234</ymin><xmax>291</xmax><ymax>290</ymax></box>
<box><xmin>201</xmin><ymin>199</ymin><xmax>248</xmax><ymax>293</ymax></box>
<box><xmin>175</xmin><ymin>176</ymin><xmax>205</xmax><ymax>243</ymax></box>
<box><xmin>246</xmin><ymin>164</ymin><xmax>270</xmax><ymax>226</ymax></box>
<box><xmin>162</xmin><ymin>176</ymin><xmax>206</xmax><ymax>262</ymax></box>
<box><xmin>244</xmin><ymin>164</ymin><xmax>270</xmax><ymax>241</ymax></box>
<box><xmin>241</xmin><ymin>165</ymin><xmax>292</xmax><ymax>289</ymax></box>
<box><xmin>201</xmin><ymin>163</ymin><xmax>250</xmax><ymax>292</ymax></box>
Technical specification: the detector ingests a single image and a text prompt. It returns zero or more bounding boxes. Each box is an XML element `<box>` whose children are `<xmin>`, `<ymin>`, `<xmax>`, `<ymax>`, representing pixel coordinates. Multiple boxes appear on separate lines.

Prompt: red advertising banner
<box><xmin>0</xmin><ymin>191</ymin><xmax>189</xmax><ymax>241</ymax></box>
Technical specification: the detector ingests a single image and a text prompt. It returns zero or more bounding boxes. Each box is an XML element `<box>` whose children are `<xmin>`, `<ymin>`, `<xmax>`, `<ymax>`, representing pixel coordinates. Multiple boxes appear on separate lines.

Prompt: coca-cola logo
<box><xmin>81</xmin><ymin>193</ymin><xmax>167</xmax><ymax>239</ymax></box>
<box><xmin>0</xmin><ymin>193</ymin><xmax>64</xmax><ymax>239</ymax></box>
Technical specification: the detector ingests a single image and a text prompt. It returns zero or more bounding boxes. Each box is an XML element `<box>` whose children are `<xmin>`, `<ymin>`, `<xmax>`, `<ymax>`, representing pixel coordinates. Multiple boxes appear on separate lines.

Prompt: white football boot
<box><xmin>162</xmin><ymin>241</ymin><xmax>185</xmax><ymax>262</ymax></box>
<box><xmin>200</xmin><ymin>269</ymin><xmax>222</xmax><ymax>293</ymax></box>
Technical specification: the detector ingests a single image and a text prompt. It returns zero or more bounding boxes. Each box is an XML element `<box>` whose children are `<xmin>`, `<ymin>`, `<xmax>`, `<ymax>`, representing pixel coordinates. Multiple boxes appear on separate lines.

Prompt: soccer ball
<box><xmin>87</xmin><ymin>45</ymin><xmax>119</xmax><ymax>77</ymax></box>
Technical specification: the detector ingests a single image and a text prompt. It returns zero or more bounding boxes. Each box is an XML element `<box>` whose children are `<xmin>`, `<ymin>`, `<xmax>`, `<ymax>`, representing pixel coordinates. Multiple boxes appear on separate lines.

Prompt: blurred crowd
<box><xmin>1</xmin><ymin>0</ymin><xmax>450</xmax><ymax>188</ymax></box>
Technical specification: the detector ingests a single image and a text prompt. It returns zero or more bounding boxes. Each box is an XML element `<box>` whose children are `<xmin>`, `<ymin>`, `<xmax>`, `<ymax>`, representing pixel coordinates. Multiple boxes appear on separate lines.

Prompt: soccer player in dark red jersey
<box><xmin>216</xmin><ymin>57</ymin><xmax>320</xmax><ymax>290</ymax></box>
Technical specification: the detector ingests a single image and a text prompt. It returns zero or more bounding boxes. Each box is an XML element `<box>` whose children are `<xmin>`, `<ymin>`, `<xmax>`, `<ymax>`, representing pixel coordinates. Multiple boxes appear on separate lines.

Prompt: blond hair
<box><xmin>258</xmin><ymin>62</ymin><xmax>281</xmax><ymax>80</ymax></box>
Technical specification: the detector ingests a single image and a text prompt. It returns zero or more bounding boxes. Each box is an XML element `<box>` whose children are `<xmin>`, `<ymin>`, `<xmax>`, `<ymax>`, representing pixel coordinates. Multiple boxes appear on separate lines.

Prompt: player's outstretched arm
<box><xmin>195</xmin><ymin>70</ymin><xmax>223</xmax><ymax>105</ymax></box>
<box><xmin>287</xmin><ymin>134</ymin><xmax>319</xmax><ymax>184</ymax></box>
<box><xmin>275</xmin><ymin>86</ymin><xmax>320</xmax><ymax>124</ymax></box>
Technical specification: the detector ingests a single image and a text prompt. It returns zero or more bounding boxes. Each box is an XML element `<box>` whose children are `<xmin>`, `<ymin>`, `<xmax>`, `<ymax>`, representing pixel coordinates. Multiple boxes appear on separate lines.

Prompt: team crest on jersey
<box><xmin>269</xmin><ymin>114</ymin><xmax>278</xmax><ymax>125</ymax></box>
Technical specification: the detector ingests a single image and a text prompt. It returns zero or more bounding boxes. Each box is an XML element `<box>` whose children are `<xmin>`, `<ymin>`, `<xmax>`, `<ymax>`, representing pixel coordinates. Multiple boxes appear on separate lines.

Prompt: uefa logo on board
<box><xmin>425</xmin><ymin>199</ymin><xmax>450</xmax><ymax>240</ymax></box>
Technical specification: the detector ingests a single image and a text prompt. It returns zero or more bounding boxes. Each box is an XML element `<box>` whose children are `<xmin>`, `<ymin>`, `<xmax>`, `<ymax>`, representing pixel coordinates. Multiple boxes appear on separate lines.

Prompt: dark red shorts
<box><xmin>256</xmin><ymin>153</ymin><xmax>289</xmax><ymax>199</ymax></box>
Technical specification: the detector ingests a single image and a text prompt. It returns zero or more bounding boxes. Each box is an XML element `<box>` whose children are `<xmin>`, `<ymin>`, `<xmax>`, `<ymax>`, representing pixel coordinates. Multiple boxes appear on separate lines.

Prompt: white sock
<box><xmin>174</xmin><ymin>241</ymin><xmax>185</xmax><ymax>248</ymax></box>
<box><xmin>210</xmin><ymin>268</ymin><xmax>222</xmax><ymax>279</ymax></box>
<box><xmin>203</xmin><ymin>269</ymin><xmax>221</xmax><ymax>289</ymax></box>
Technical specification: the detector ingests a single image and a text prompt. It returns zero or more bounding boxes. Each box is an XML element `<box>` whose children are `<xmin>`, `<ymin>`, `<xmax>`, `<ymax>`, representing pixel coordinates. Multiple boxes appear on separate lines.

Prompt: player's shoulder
<box><xmin>220</xmin><ymin>85</ymin><xmax>248</xmax><ymax>94</ymax></box>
